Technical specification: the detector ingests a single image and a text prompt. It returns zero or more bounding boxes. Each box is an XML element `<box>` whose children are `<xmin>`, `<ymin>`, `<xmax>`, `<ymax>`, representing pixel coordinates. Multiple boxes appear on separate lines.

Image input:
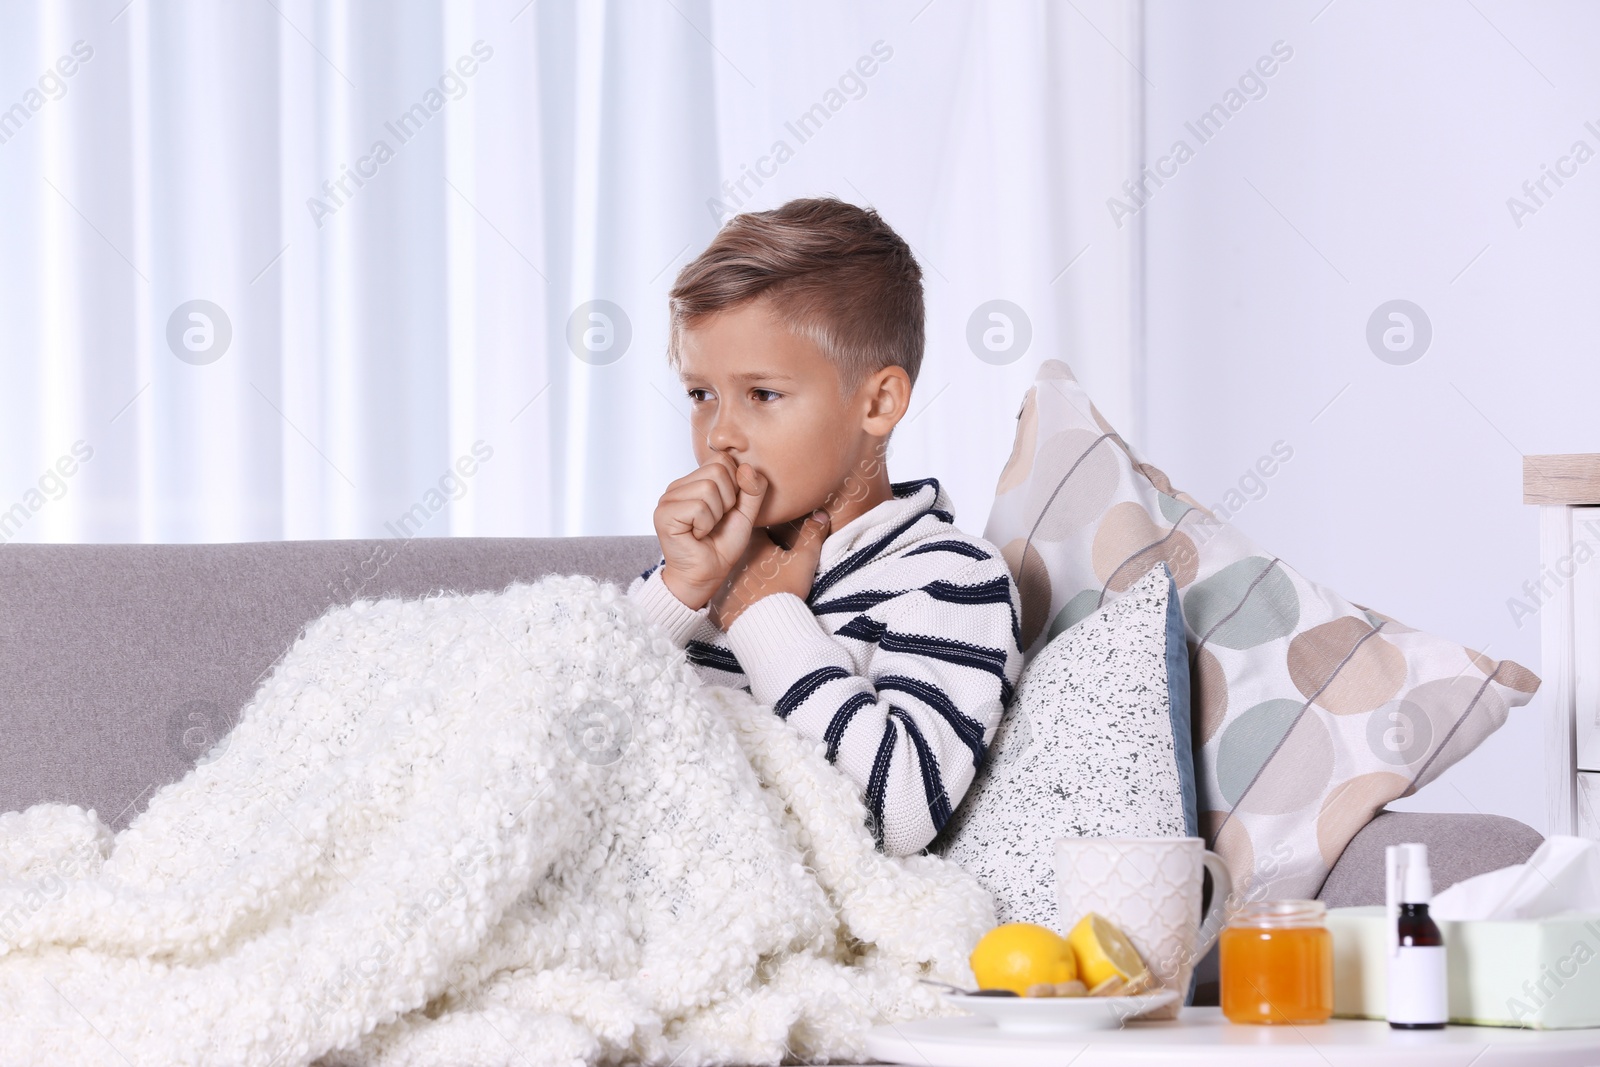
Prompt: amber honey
<box><xmin>1219</xmin><ymin>900</ymin><xmax>1333</xmax><ymax>1025</ymax></box>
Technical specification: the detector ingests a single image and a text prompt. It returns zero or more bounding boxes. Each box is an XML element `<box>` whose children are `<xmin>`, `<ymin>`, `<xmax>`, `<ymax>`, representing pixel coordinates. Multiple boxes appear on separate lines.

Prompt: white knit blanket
<box><xmin>0</xmin><ymin>574</ymin><xmax>992</xmax><ymax>1066</ymax></box>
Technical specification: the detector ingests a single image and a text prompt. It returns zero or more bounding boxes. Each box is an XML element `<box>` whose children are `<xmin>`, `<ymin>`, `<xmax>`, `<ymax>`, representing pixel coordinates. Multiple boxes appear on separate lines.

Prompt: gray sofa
<box><xmin>2</xmin><ymin>535</ymin><xmax>1543</xmax><ymax>911</ymax></box>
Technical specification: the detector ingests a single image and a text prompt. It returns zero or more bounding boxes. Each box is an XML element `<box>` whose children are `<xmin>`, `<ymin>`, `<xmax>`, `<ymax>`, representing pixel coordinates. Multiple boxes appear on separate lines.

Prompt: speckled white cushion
<box><xmin>931</xmin><ymin>562</ymin><xmax>1192</xmax><ymax>931</ymax></box>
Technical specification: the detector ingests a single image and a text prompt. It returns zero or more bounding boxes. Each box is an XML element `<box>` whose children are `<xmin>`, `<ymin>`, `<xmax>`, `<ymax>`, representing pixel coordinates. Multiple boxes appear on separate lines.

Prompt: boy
<box><xmin>627</xmin><ymin>197</ymin><xmax>1023</xmax><ymax>857</ymax></box>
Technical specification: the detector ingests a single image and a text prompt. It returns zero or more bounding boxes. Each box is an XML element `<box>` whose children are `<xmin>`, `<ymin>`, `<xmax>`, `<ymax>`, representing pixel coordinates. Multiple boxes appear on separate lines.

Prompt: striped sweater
<box><xmin>626</xmin><ymin>476</ymin><xmax>1025</xmax><ymax>857</ymax></box>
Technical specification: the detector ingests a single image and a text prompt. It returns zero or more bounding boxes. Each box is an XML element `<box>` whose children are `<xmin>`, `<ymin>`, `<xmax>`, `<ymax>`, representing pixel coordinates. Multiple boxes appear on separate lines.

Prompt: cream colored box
<box><xmin>1327</xmin><ymin>906</ymin><xmax>1600</xmax><ymax>1029</ymax></box>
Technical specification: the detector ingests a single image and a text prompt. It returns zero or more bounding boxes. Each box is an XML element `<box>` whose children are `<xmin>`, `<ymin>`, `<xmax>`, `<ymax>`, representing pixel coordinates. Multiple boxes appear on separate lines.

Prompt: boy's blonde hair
<box><xmin>667</xmin><ymin>197</ymin><xmax>923</xmax><ymax>399</ymax></box>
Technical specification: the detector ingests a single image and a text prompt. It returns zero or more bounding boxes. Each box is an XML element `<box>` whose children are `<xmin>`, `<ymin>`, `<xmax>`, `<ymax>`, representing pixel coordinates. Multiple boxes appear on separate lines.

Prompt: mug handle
<box><xmin>1195</xmin><ymin>849</ymin><xmax>1234</xmax><ymax>957</ymax></box>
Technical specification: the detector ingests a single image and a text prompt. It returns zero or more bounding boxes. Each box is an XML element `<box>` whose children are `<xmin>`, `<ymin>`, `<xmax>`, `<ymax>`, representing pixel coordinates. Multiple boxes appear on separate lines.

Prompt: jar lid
<box><xmin>1227</xmin><ymin>898</ymin><xmax>1326</xmax><ymax>928</ymax></box>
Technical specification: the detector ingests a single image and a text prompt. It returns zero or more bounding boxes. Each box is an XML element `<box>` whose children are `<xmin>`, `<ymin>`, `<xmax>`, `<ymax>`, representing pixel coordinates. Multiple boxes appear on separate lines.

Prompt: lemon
<box><xmin>969</xmin><ymin>923</ymin><xmax>1077</xmax><ymax>995</ymax></box>
<box><xmin>1066</xmin><ymin>913</ymin><xmax>1150</xmax><ymax>992</ymax></box>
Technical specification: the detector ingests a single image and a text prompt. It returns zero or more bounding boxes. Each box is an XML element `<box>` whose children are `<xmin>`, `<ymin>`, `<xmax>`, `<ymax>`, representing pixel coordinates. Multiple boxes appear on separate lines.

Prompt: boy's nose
<box><xmin>705</xmin><ymin>415</ymin><xmax>745</xmax><ymax>452</ymax></box>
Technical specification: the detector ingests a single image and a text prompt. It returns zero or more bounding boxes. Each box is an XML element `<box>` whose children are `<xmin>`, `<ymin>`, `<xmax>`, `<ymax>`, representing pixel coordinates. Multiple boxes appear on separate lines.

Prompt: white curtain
<box><xmin>0</xmin><ymin>0</ymin><xmax>1141</xmax><ymax>544</ymax></box>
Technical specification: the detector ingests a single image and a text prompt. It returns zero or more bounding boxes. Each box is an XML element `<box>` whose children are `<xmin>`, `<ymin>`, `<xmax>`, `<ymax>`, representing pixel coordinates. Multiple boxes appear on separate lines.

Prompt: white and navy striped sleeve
<box><xmin>723</xmin><ymin>551</ymin><xmax>1024</xmax><ymax>856</ymax></box>
<box><xmin>626</xmin><ymin>554</ymin><xmax>714</xmax><ymax>649</ymax></box>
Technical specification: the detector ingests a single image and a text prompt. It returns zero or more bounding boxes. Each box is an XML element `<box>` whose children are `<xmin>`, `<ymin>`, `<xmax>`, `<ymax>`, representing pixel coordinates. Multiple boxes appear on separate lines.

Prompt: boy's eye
<box><xmin>684</xmin><ymin>387</ymin><xmax>781</xmax><ymax>402</ymax></box>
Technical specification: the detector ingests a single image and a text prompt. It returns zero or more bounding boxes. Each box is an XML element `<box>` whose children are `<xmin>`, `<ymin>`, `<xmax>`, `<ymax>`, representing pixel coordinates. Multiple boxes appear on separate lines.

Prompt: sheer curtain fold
<box><xmin>0</xmin><ymin>0</ymin><xmax>1140</xmax><ymax>544</ymax></box>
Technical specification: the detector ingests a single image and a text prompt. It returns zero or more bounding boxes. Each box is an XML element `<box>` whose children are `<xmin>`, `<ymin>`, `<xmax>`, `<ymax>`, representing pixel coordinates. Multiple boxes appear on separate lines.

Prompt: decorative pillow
<box><xmin>982</xmin><ymin>359</ymin><xmax>1541</xmax><ymax>902</ymax></box>
<box><xmin>931</xmin><ymin>562</ymin><xmax>1195</xmax><ymax>930</ymax></box>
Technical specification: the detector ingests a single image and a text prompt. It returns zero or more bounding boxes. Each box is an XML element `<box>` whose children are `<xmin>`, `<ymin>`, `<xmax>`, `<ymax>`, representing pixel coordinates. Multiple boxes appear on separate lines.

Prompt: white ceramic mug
<box><xmin>1053</xmin><ymin>836</ymin><xmax>1232</xmax><ymax>1020</ymax></box>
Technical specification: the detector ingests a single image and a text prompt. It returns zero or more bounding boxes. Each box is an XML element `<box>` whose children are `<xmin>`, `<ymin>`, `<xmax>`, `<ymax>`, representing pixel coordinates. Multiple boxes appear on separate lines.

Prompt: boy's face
<box><xmin>677</xmin><ymin>296</ymin><xmax>893</xmax><ymax>530</ymax></box>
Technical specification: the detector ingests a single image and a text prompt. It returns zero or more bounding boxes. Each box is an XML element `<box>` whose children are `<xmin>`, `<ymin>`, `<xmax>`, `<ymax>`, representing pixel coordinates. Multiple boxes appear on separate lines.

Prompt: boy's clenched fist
<box><xmin>652</xmin><ymin>452</ymin><xmax>768</xmax><ymax>611</ymax></box>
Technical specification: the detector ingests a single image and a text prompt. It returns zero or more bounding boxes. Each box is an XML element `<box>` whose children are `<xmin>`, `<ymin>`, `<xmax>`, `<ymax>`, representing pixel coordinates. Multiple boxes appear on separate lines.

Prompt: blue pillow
<box><xmin>1162</xmin><ymin>561</ymin><xmax>1198</xmax><ymax>837</ymax></box>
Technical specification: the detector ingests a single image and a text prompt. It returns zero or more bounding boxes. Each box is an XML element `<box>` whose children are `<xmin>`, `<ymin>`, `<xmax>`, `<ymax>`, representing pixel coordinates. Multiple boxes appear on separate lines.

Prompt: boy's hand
<box><xmin>707</xmin><ymin>508</ymin><xmax>831</xmax><ymax>631</ymax></box>
<box><xmin>653</xmin><ymin>452</ymin><xmax>768</xmax><ymax>610</ymax></box>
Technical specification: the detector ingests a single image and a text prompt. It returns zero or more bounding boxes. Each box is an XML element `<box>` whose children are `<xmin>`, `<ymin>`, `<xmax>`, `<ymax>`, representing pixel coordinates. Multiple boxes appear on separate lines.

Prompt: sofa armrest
<box><xmin>1315</xmin><ymin>810</ymin><xmax>1544</xmax><ymax>907</ymax></box>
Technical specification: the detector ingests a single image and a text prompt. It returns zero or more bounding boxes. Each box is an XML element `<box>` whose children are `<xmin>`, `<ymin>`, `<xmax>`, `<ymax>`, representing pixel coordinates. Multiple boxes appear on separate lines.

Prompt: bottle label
<box><xmin>1387</xmin><ymin>946</ymin><xmax>1447</xmax><ymax>1023</ymax></box>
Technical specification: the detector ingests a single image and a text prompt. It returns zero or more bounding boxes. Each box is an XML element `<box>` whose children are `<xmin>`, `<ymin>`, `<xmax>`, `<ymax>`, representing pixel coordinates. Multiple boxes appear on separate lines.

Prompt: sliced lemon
<box><xmin>970</xmin><ymin>922</ymin><xmax>1077</xmax><ymax>996</ymax></box>
<box><xmin>1066</xmin><ymin>913</ymin><xmax>1150</xmax><ymax>992</ymax></box>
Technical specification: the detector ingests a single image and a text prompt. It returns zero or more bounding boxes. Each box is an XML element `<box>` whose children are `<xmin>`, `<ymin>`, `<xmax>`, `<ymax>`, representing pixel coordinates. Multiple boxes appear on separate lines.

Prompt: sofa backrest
<box><xmin>0</xmin><ymin>535</ymin><xmax>661</xmax><ymax>830</ymax></box>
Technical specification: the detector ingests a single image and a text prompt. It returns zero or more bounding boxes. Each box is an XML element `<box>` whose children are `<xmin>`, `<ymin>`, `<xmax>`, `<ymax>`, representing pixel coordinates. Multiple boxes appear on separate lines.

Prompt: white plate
<box><xmin>939</xmin><ymin>988</ymin><xmax>1179</xmax><ymax>1033</ymax></box>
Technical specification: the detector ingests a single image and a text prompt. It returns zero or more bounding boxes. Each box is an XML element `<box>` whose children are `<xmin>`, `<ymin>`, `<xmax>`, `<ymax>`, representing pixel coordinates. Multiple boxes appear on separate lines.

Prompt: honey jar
<box><xmin>1219</xmin><ymin>899</ymin><xmax>1333</xmax><ymax>1025</ymax></box>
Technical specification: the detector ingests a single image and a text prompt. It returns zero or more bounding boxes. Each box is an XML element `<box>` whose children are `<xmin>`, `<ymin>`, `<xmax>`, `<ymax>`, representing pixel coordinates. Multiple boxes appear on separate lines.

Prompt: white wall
<box><xmin>1139</xmin><ymin>0</ymin><xmax>1600</xmax><ymax>833</ymax></box>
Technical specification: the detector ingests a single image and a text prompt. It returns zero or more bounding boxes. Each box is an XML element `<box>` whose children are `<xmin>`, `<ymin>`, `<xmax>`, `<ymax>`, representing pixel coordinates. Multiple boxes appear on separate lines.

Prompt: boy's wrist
<box><xmin>660</xmin><ymin>566</ymin><xmax>717</xmax><ymax>611</ymax></box>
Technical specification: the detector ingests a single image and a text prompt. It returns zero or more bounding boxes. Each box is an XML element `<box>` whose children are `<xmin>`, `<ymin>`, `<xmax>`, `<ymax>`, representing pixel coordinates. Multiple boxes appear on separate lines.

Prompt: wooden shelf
<box><xmin>1524</xmin><ymin>454</ymin><xmax>1600</xmax><ymax>505</ymax></box>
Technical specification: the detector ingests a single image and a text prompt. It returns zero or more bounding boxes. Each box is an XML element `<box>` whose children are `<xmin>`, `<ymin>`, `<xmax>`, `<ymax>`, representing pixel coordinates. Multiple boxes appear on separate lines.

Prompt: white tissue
<box><xmin>1430</xmin><ymin>835</ymin><xmax>1600</xmax><ymax>921</ymax></box>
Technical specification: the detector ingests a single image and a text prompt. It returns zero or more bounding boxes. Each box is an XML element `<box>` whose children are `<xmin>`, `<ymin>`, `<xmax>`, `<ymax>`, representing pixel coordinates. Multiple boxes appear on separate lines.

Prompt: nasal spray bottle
<box><xmin>1385</xmin><ymin>842</ymin><xmax>1446</xmax><ymax>1029</ymax></box>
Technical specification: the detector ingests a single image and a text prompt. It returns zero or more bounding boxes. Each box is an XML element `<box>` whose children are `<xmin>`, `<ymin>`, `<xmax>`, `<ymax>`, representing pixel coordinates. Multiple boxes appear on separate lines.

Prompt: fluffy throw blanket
<box><xmin>0</xmin><ymin>575</ymin><xmax>992</xmax><ymax>1066</ymax></box>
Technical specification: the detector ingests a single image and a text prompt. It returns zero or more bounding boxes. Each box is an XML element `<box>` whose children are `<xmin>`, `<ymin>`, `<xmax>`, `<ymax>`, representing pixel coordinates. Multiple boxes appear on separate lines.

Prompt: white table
<box><xmin>863</xmin><ymin>1007</ymin><xmax>1600</xmax><ymax>1066</ymax></box>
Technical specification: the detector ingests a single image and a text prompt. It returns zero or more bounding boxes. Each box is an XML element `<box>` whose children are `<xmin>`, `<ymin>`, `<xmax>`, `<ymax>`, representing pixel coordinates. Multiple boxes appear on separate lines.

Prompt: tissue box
<box><xmin>1328</xmin><ymin>906</ymin><xmax>1600</xmax><ymax>1029</ymax></box>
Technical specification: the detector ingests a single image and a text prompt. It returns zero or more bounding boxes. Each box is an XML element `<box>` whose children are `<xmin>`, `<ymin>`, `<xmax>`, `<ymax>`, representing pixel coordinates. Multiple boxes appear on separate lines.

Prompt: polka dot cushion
<box><xmin>931</xmin><ymin>561</ymin><xmax>1194</xmax><ymax>931</ymax></box>
<box><xmin>982</xmin><ymin>359</ymin><xmax>1541</xmax><ymax>901</ymax></box>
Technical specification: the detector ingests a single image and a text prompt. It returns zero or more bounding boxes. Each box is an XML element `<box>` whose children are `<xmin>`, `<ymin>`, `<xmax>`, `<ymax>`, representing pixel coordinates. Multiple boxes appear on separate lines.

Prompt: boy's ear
<box><xmin>863</xmin><ymin>366</ymin><xmax>911</xmax><ymax>433</ymax></box>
